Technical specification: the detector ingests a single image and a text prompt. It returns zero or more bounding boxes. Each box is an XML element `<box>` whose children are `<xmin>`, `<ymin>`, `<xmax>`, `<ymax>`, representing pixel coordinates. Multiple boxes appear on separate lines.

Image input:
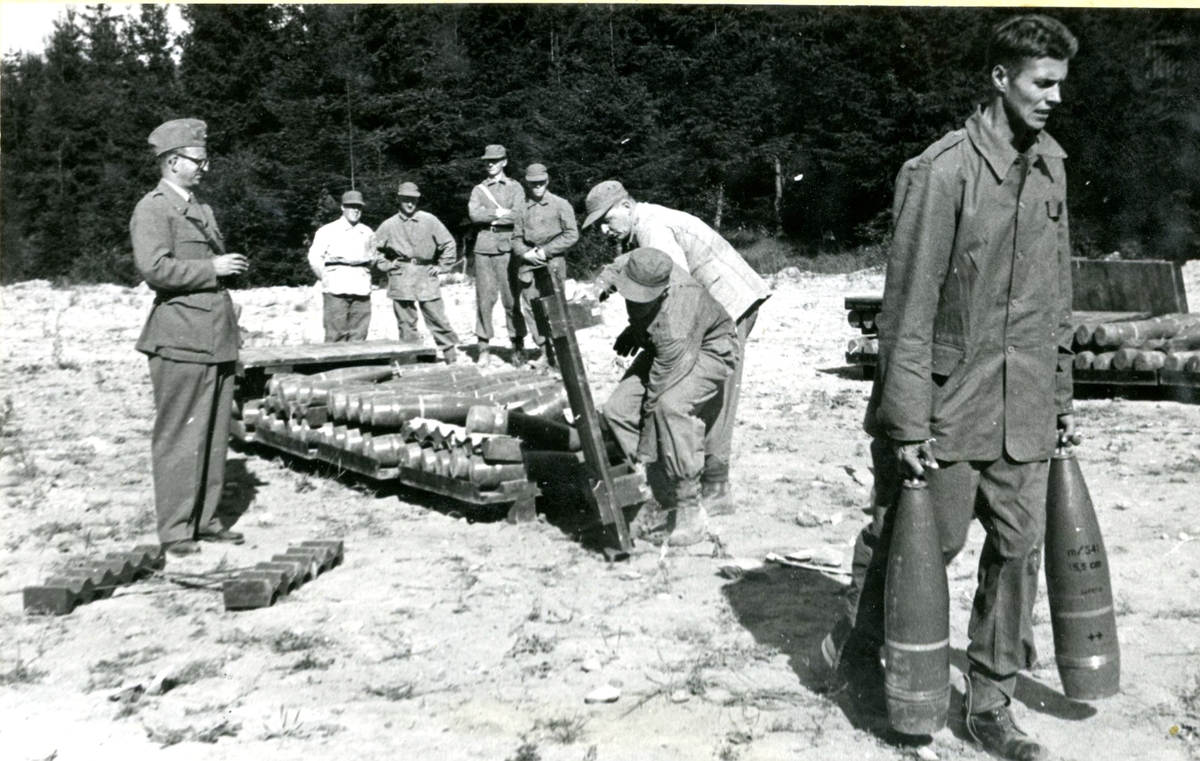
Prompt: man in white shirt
<box><xmin>308</xmin><ymin>190</ymin><xmax>375</xmax><ymax>342</ymax></box>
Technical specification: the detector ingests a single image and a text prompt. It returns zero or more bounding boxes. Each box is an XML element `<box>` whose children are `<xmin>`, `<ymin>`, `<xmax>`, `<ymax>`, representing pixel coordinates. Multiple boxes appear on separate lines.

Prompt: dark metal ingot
<box><xmin>1045</xmin><ymin>450</ymin><xmax>1120</xmax><ymax>700</ymax></box>
<box><xmin>272</xmin><ymin>554</ymin><xmax>317</xmax><ymax>584</ymax></box>
<box><xmin>255</xmin><ymin>561</ymin><xmax>304</xmax><ymax>593</ymax></box>
<box><xmin>238</xmin><ymin>569</ymin><xmax>289</xmax><ymax>596</ymax></box>
<box><xmin>23</xmin><ymin>586</ymin><xmax>79</xmax><ymax>615</ymax></box>
<box><xmin>223</xmin><ymin>577</ymin><xmax>280</xmax><ymax>610</ymax></box>
<box><xmin>884</xmin><ymin>479</ymin><xmax>951</xmax><ymax>735</ymax></box>
<box><xmin>299</xmin><ymin>540</ymin><xmax>345</xmax><ymax>568</ymax></box>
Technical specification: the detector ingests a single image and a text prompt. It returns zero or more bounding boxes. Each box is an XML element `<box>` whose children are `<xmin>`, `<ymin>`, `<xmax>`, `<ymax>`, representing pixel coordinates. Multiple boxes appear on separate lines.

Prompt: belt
<box><xmin>487</xmin><ymin>224</ymin><xmax>514</xmax><ymax>233</ymax></box>
<box><xmin>326</xmin><ymin>262</ymin><xmax>371</xmax><ymax>267</ymax></box>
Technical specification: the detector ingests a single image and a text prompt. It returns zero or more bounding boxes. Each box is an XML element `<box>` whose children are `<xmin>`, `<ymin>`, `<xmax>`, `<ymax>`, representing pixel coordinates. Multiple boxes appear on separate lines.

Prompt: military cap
<box><xmin>480</xmin><ymin>144</ymin><xmax>507</xmax><ymax>161</ymax></box>
<box><xmin>582</xmin><ymin>180</ymin><xmax>630</xmax><ymax>229</ymax></box>
<box><xmin>613</xmin><ymin>248</ymin><xmax>673</xmax><ymax>303</ymax></box>
<box><xmin>341</xmin><ymin>190</ymin><xmax>365</xmax><ymax>207</ymax></box>
<box><xmin>397</xmin><ymin>181</ymin><xmax>421</xmax><ymax>198</ymax></box>
<box><xmin>524</xmin><ymin>163</ymin><xmax>549</xmax><ymax>182</ymax></box>
<box><xmin>148</xmin><ymin>118</ymin><xmax>207</xmax><ymax>156</ymax></box>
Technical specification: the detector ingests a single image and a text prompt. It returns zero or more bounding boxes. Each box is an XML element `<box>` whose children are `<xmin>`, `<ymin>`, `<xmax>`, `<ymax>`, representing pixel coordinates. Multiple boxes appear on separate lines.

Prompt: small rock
<box><xmin>705</xmin><ymin>687</ymin><xmax>733</xmax><ymax>705</ymax></box>
<box><xmin>916</xmin><ymin>746</ymin><xmax>938</xmax><ymax>761</ymax></box>
<box><xmin>669</xmin><ymin>690</ymin><xmax>691</xmax><ymax>704</ymax></box>
<box><xmin>828</xmin><ymin>511</ymin><xmax>844</xmax><ymax>526</ymax></box>
<box><xmin>795</xmin><ymin>511</ymin><xmax>823</xmax><ymax>528</ymax></box>
<box><xmin>584</xmin><ymin>684</ymin><xmax>620</xmax><ymax>704</ymax></box>
<box><xmin>618</xmin><ymin>571</ymin><xmax>643</xmax><ymax>581</ymax></box>
<box><xmin>255</xmin><ymin>512</ymin><xmax>276</xmax><ymax>527</ymax></box>
<box><xmin>581</xmin><ymin>658</ymin><xmax>602</xmax><ymax>673</ymax></box>
<box><xmin>1180</xmin><ymin>532</ymin><xmax>1192</xmax><ymax>542</ymax></box>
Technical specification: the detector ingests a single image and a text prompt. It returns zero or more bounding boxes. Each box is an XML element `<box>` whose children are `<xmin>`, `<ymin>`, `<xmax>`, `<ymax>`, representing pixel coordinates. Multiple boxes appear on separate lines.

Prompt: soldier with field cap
<box><xmin>597</xmin><ymin>247</ymin><xmax>738</xmax><ymax>546</ymax></box>
<box><xmin>584</xmin><ymin>180</ymin><xmax>771</xmax><ymax>517</ymax></box>
<box><xmin>373</xmin><ymin>181</ymin><xmax>462</xmax><ymax>364</ymax></box>
<box><xmin>512</xmin><ymin>162</ymin><xmax>579</xmax><ymax>368</ymax></box>
<box><xmin>130</xmin><ymin>117</ymin><xmax>247</xmax><ymax>557</ymax></box>
<box><xmin>468</xmin><ymin>144</ymin><xmax>527</xmax><ymax>366</ymax></box>
<box><xmin>307</xmin><ymin>190</ymin><xmax>375</xmax><ymax>342</ymax></box>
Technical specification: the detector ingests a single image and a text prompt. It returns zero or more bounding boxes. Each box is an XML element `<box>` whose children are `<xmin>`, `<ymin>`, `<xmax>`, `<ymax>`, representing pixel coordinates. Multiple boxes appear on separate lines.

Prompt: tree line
<box><xmin>2</xmin><ymin>4</ymin><xmax>1197</xmax><ymax>288</ymax></box>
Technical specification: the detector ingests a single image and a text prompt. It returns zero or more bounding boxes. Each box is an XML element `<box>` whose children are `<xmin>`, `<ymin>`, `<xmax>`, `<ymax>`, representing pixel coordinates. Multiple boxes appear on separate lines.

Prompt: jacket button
<box><xmin>1007</xmin><ymin>346</ymin><xmax>1016</xmax><ymax>354</ymax></box>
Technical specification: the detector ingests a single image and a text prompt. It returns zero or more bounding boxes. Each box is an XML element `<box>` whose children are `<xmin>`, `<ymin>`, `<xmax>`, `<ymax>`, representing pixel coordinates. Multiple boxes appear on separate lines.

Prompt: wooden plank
<box><xmin>532</xmin><ymin>268</ymin><xmax>634</xmax><ymax>559</ymax></box>
<box><xmin>1159</xmin><ymin>370</ymin><xmax>1200</xmax><ymax>388</ymax></box>
<box><xmin>844</xmin><ymin>295</ymin><xmax>882</xmax><ymax>312</ymax></box>
<box><xmin>255</xmin><ymin>426</ymin><xmax>317</xmax><ymax>459</ymax></box>
<box><xmin>1071</xmin><ymin>259</ymin><xmax>1189</xmax><ymax>316</ymax></box>
<box><xmin>1073</xmin><ymin>368</ymin><xmax>1160</xmax><ymax>386</ymax></box>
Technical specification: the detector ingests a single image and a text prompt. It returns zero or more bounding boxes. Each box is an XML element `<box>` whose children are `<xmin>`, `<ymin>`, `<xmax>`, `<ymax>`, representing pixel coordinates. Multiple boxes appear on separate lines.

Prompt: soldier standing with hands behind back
<box><xmin>131</xmin><ymin>118</ymin><xmax>247</xmax><ymax>557</ymax></box>
<box><xmin>831</xmin><ymin>16</ymin><xmax>1081</xmax><ymax>761</ymax></box>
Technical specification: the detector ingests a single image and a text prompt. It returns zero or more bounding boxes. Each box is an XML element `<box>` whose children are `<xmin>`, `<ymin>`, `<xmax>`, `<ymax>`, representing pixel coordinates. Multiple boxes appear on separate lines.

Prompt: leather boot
<box><xmin>965</xmin><ymin>704</ymin><xmax>1047</xmax><ymax>761</ymax></box>
<box><xmin>476</xmin><ymin>342</ymin><xmax>492</xmax><ymax>367</ymax></box>
<box><xmin>667</xmin><ymin>479</ymin><xmax>707</xmax><ymax>546</ymax></box>
<box><xmin>701</xmin><ymin>457</ymin><xmax>734</xmax><ymax>515</ymax></box>
<box><xmin>702</xmin><ymin>480</ymin><xmax>734</xmax><ymax>516</ymax></box>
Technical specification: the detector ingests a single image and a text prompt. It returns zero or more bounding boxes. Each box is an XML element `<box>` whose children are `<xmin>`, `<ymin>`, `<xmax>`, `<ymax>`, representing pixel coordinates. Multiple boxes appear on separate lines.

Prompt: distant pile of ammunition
<box><xmin>1071</xmin><ymin>314</ymin><xmax>1200</xmax><ymax>373</ymax></box>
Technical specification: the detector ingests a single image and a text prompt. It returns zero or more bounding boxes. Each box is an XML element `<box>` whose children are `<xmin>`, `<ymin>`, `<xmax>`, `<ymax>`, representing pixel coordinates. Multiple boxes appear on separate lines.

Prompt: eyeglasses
<box><xmin>175</xmin><ymin>154</ymin><xmax>210</xmax><ymax>170</ymax></box>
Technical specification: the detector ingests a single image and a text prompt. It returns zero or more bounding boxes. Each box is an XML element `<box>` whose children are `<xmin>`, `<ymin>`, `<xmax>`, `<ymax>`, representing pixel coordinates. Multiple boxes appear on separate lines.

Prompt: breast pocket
<box><xmin>175</xmin><ymin>227</ymin><xmax>212</xmax><ymax>260</ymax></box>
<box><xmin>1046</xmin><ymin>199</ymin><xmax>1064</xmax><ymax>221</ymax></box>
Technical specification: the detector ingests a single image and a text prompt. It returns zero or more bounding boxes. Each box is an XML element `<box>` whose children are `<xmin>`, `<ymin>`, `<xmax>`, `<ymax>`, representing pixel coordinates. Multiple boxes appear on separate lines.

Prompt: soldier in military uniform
<box><xmin>512</xmin><ymin>163</ymin><xmax>579</xmax><ymax>368</ymax></box>
<box><xmin>130</xmin><ymin>118</ymin><xmax>247</xmax><ymax>557</ymax></box>
<box><xmin>468</xmin><ymin>144</ymin><xmax>527</xmax><ymax>366</ymax></box>
<box><xmin>598</xmin><ymin>248</ymin><xmax>738</xmax><ymax>546</ymax></box>
<box><xmin>827</xmin><ymin>17</ymin><xmax>1080</xmax><ymax>761</ymax></box>
<box><xmin>374</xmin><ymin>182</ymin><xmax>462</xmax><ymax>364</ymax></box>
<box><xmin>584</xmin><ymin>180</ymin><xmax>771</xmax><ymax>517</ymax></box>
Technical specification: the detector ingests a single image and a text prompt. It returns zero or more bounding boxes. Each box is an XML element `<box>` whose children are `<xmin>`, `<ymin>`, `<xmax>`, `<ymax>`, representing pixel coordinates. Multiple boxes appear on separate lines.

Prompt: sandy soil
<box><xmin>0</xmin><ymin>265</ymin><xmax>1198</xmax><ymax>761</ymax></box>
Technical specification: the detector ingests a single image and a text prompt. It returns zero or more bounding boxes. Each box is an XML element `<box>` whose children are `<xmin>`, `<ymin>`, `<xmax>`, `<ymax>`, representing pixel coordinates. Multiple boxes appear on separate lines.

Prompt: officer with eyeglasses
<box><xmin>130</xmin><ymin>118</ymin><xmax>249</xmax><ymax>558</ymax></box>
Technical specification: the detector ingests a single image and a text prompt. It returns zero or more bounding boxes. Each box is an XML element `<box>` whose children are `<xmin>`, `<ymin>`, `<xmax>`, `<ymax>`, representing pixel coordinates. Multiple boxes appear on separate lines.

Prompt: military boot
<box><xmin>965</xmin><ymin>704</ymin><xmax>1048</xmax><ymax>761</ymax></box>
<box><xmin>701</xmin><ymin>457</ymin><xmax>735</xmax><ymax>515</ymax></box>
<box><xmin>667</xmin><ymin>479</ymin><xmax>707</xmax><ymax>546</ymax></box>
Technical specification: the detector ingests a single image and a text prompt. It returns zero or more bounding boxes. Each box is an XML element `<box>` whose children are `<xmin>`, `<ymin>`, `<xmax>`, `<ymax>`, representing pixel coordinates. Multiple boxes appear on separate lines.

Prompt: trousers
<box><xmin>602</xmin><ymin>351</ymin><xmax>728</xmax><ymax>485</ymax></box>
<box><xmin>702</xmin><ymin>307</ymin><xmax>758</xmax><ymax>482</ymax></box>
<box><xmin>323</xmin><ymin>292</ymin><xmax>371</xmax><ymax>342</ymax></box>
<box><xmin>844</xmin><ymin>441</ymin><xmax>1049</xmax><ymax>713</ymax></box>
<box><xmin>393</xmin><ymin>298</ymin><xmax>459</xmax><ymax>352</ymax></box>
<box><xmin>474</xmin><ymin>253</ymin><xmax>523</xmax><ymax>343</ymax></box>
<box><xmin>148</xmin><ymin>355</ymin><xmax>235</xmax><ymax>543</ymax></box>
<box><xmin>518</xmin><ymin>257</ymin><xmax>568</xmax><ymax>347</ymax></box>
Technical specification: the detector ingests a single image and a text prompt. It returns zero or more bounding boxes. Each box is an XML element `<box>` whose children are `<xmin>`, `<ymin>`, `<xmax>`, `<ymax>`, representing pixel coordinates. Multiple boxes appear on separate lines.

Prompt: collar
<box><xmin>967</xmin><ymin>106</ymin><xmax>1067</xmax><ymax>183</ymax></box>
<box><xmin>160</xmin><ymin>178</ymin><xmax>192</xmax><ymax>202</ymax></box>
<box><xmin>528</xmin><ymin>192</ymin><xmax>553</xmax><ymax>206</ymax></box>
<box><xmin>486</xmin><ymin>175</ymin><xmax>512</xmax><ymax>186</ymax></box>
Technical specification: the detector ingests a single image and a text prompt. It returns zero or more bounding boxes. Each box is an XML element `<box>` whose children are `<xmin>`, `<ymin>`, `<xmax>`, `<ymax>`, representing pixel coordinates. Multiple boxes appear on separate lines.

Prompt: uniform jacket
<box><xmin>468</xmin><ymin>176</ymin><xmax>526</xmax><ymax>254</ymax></box>
<box><xmin>628</xmin><ymin>202</ymin><xmax>771</xmax><ymax>323</ymax></box>
<box><xmin>307</xmin><ymin>216</ymin><xmax>375</xmax><ymax>296</ymax></box>
<box><xmin>864</xmin><ymin>108</ymin><xmax>1074</xmax><ymax>463</ymax></box>
<box><xmin>620</xmin><ymin>264</ymin><xmax>737</xmax><ymax>462</ymax></box>
<box><xmin>512</xmin><ymin>191</ymin><xmax>579</xmax><ymax>283</ymax></box>
<box><xmin>373</xmin><ymin>210</ymin><xmax>456</xmax><ymax>302</ymax></box>
<box><xmin>131</xmin><ymin>180</ymin><xmax>239</xmax><ymax>364</ymax></box>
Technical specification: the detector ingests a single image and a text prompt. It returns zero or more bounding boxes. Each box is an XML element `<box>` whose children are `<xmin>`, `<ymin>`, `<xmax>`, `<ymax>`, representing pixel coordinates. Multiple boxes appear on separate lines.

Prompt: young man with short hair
<box><xmin>468</xmin><ymin>144</ymin><xmax>527</xmax><ymax>366</ymax></box>
<box><xmin>830</xmin><ymin>16</ymin><xmax>1080</xmax><ymax>761</ymax></box>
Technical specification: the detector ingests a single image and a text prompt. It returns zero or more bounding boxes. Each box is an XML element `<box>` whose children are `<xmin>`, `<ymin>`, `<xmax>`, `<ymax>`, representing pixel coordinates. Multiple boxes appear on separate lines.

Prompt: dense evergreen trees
<box><xmin>2</xmin><ymin>4</ymin><xmax>1197</xmax><ymax>287</ymax></box>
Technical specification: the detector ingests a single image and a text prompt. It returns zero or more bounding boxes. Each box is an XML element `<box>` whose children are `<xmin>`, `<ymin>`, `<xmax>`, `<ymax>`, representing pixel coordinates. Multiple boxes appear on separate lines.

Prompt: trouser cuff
<box><xmin>701</xmin><ymin>455</ymin><xmax>729</xmax><ymax>483</ymax></box>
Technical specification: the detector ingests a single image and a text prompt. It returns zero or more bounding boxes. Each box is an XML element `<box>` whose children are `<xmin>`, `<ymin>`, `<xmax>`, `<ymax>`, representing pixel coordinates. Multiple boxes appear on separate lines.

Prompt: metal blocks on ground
<box><xmin>222</xmin><ymin>540</ymin><xmax>345</xmax><ymax>611</ymax></box>
<box><xmin>23</xmin><ymin>545</ymin><xmax>166</xmax><ymax>616</ymax></box>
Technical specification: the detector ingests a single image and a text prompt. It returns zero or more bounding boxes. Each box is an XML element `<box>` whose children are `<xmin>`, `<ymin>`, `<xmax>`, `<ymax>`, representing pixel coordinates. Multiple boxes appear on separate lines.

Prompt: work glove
<box><xmin>613</xmin><ymin>326</ymin><xmax>644</xmax><ymax>357</ymax></box>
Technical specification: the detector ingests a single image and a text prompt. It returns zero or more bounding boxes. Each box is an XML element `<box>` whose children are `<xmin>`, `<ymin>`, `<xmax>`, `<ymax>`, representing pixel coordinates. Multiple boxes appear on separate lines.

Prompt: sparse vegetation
<box><xmin>535</xmin><ymin>714</ymin><xmax>588</xmax><ymax>745</ymax></box>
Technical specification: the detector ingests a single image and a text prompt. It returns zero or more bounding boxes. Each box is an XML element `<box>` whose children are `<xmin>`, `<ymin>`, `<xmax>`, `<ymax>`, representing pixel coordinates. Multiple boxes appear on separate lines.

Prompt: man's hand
<box><xmin>214</xmin><ymin>253</ymin><xmax>248</xmax><ymax>277</ymax></box>
<box><xmin>1057</xmin><ymin>413</ymin><xmax>1082</xmax><ymax>449</ymax></box>
<box><xmin>523</xmin><ymin>248</ymin><xmax>547</xmax><ymax>266</ymax></box>
<box><xmin>613</xmin><ymin>327</ymin><xmax>643</xmax><ymax>357</ymax></box>
<box><xmin>894</xmin><ymin>439</ymin><xmax>939</xmax><ymax>479</ymax></box>
<box><xmin>495</xmin><ymin>208</ymin><xmax>512</xmax><ymax>219</ymax></box>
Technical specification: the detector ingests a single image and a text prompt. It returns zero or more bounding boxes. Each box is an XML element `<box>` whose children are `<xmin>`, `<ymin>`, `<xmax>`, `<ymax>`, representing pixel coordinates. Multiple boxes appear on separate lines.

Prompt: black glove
<box><xmin>613</xmin><ymin>327</ymin><xmax>643</xmax><ymax>357</ymax></box>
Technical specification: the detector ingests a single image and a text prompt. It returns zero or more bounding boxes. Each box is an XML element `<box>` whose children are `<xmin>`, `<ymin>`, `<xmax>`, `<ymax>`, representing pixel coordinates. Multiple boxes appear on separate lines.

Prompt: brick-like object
<box><xmin>43</xmin><ymin>576</ymin><xmax>97</xmax><ymax>604</ymax></box>
<box><xmin>238</xmin><ymin>569</ymin><xmax>289</xmax><ymax>596</ymax></box>
<box><xmin>282</xmin><ymin>546</ymin><xmax>333</xmax><ymax>573</ymax></box>
<box><xmin>272</xmin><ymin>554</ymin><xmax>317</xmax><ymax>583</ymax></box>
<box><xmin>299</xmin><ymin>540</ymin><xmax>345</xmax><ymax>567</ymax></box>
<box><xmin>99</xmin><ymin>558</ymin><xmax>139</xmax><ymax>585</ymax></box>
<box><xmin>256</xmin><ymin>561</ymin><xmax>304</xmax><ymax>592</ymax></box>
<box><xmin>23</xmin><ymin>586</ymin><xmax>78</xmax><ymax>615</ymax></box>
<box><xmin>222</xmin><ymin>577</ymin><xmax>279</xmax><ymax>610</ymax></box>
